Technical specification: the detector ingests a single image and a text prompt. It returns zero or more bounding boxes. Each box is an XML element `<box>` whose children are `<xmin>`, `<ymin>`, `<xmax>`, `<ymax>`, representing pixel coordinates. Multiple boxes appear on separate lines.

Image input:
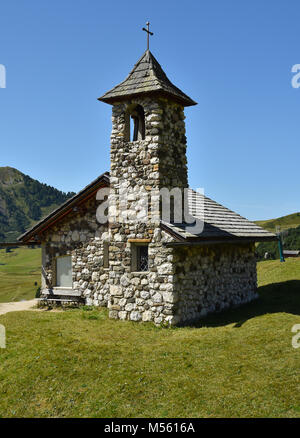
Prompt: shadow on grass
<box><xmin>189</xmin><ymin>280</ymin><xmax>300</xmax><ymax>329</ymax></box>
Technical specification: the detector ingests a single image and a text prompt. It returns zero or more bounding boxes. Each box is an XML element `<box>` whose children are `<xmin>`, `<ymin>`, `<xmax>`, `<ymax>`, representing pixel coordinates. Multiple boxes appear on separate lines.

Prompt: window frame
<box><xmin>103</xmin><ymin>241</ymin><xmax>109</xmax><ymax>269</ymax></box>
<box><xmin>55</xmin><ymin>255</ymin><xmax>73</xmax><ymax>289</ymax></box>
<box><xmin>124</xmin><ymin>104</ymin><xmax>145</xmax><ymax>142</ymax></box>
<box><xmin>131</xmin><ymin>243</ymin><xmax>149</xmax><ymax>272</ymax></box>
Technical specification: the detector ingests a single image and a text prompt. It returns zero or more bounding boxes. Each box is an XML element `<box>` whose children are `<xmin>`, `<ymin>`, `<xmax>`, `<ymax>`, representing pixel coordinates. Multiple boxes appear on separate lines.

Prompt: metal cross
<box><xmin>142</xmin><ymin>22</ymin><xmax>153</xmax><ymax>51</ymax></box>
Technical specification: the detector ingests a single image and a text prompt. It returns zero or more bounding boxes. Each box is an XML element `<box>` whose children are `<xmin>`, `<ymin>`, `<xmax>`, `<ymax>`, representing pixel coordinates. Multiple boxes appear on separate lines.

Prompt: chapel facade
<box><xmin>19</xmin><ymin>50</ymin><xmax>276</xmax><ymax>325</ymax></box>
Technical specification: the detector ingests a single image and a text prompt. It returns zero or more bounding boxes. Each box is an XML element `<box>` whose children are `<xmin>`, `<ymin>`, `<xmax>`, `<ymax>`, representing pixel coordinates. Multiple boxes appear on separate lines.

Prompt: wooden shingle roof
<box><xmin>161</xmin><ymin>189</ymin><xmax>276</xmax><ymax>243</ymax></box>
<box><xmin>98</xmin><ymin>50</ymin><xmax>197</xmax><ymax>107</ymax></box>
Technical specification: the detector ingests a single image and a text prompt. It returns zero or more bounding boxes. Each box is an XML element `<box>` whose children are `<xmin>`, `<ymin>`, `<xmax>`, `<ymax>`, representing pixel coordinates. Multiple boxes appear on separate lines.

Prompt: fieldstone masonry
<box><xmin>107</xmin><ymin>228</ymin><xmax>176</xmax><ymax>325</ymax></box>
<box><xmin>172</xmin><ymin>243</ymin><xmax>257</xmax><ymax>324</ymax></box>
<box><xmin>107</xmin><ymin>96</ymin><xmax>189</xmax><ymax>324</ymax></box>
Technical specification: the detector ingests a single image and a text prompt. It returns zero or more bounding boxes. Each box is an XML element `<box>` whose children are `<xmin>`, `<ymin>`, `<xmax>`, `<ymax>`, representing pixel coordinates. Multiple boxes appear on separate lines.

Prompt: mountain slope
<box><xmin>0</xmin><ymin>167</ymin><xmax>75</xmax><ymax>242</ymax></box>
<box><xmin>255</xmin><ymin>212</ymin><xmax>300</xmax><ymax>233</ymax></box>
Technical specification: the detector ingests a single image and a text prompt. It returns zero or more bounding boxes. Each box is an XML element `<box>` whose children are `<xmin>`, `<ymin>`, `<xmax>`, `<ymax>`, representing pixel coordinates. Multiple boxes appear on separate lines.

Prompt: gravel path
<box><xmin>0</xmin><ymin>299</ymin><xmax>38</xmax><ymax>316</ymax></box>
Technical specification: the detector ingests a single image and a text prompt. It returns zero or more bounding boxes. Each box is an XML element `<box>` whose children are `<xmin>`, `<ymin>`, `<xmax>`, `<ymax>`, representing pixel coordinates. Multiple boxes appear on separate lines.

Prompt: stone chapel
<box><xmin>19</xmin><ymin>49</ymin><xmax>276</xmax><ymax>325</ymax></box>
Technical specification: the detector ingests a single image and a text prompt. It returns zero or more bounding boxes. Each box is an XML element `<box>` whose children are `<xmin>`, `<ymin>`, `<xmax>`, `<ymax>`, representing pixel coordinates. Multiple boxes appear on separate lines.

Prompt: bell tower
<box><xmin>98</xmin><ymin>48</ymin><xmax>197</xmax><ymax>323</ymax></box>
<box><xmin>98</xmin><ymin>49</ymin><xmax>196</xmax><ymax>206</ymax></box>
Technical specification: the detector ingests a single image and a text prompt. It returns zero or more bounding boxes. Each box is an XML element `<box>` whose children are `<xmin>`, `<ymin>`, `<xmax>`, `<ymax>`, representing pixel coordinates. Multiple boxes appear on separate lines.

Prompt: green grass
<box><xmin>0</xmin><ymin>247</ymin><xmax>41</xmax><ymax>302</ymax></box>
<box><xmin>0</xmin><ymin>258</ymin><xmax>300</xmax><ymax>418</ymax></box>
<box><xmin>258</xmin><ymin>257</ymin><xmax>300</xmax><ymax>286</ymax></box>
<box><xmin>255</xmin><ymin>212</ymin><xmax>300</xmax><ymax>232</ymax></box>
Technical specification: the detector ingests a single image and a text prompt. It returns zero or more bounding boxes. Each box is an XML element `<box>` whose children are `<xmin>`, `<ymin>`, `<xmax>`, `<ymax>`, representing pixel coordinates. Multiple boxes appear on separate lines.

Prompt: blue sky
<box><xmin>0</xmin><ymin>0</ymin><xmax>299</xmax><ymax>220</ymax></box>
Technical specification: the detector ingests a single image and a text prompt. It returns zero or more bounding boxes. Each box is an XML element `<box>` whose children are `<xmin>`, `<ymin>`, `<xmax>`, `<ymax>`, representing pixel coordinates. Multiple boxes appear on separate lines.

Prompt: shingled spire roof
<box><xmin>98</xmin><ymin>50</ymin><xmax>197</xmax><ymax>107</ymax></box>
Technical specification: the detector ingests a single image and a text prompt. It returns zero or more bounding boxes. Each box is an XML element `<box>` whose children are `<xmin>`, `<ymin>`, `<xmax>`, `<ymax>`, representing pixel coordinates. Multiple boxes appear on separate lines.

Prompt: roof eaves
<box><xmin>164</xmin><ymin>236</ymin><xmax>278</xmax><ymax>247</ymax></box>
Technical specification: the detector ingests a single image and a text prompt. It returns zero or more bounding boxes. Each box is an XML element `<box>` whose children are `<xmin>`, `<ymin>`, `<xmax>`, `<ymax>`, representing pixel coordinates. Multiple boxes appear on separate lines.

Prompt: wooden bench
<box><xmin>38</xmin><ymin>295</ymin><xmax>84</xmax><ymax>307</ymax></box>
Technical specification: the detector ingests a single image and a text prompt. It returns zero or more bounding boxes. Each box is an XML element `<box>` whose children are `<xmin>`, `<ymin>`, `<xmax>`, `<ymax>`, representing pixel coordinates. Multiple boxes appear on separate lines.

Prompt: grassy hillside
<box><xmin>255</xmin><ymin>212</ymin><xmax>300</xmax><ymax>232</ymax></box>
<box><xmin>0</xmin><ymin>167</ymin><xmax>75</xmax><ymax>242</ymax></box>
<box><xmin>257</xmin><ymin>257</ymin><xmax>300</xmax><ymax>286</ymax></box>
<box><xmin>0</xmin><ymin>258</ymin><xmax>300</xmax><ymax>417</ymax></box>
<box><xmin>0</xmin><ymin>247</ymin><xmax>41</xmax><ymax>302</ymax></box>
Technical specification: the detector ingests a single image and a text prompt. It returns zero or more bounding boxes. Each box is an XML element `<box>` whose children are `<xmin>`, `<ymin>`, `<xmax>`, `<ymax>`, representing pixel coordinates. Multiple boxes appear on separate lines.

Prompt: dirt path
<box><xmin>0</xmin><ymin>299</ymin><xmax>38</xmax><ymax>316</ymax></box>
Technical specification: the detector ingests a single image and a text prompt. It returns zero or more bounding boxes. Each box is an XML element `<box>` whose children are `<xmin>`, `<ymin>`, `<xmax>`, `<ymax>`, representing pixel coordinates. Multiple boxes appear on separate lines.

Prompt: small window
<box><xmin>131</xmin><ymin>244</ymin><xmax>149</xmax><ymax>272</ymax></box>
<box><xmin>125</xmin><ymin>104</ymin><xmax>145</xmax><ymax>142</ymax></box>
<box><xmin>138</xmin><ymin>245</ymin><xmax>148</xmax><ymax>271</ymax></box>
<box><xmin>103</xmin><ymin>242</ymin><xmax>109</xmax><ymax>268</ymax></box>
<box><xmin>56</xmin><ymin>256</ymin><xmax>72</xmax><ymax>288</ymax></box>
<box><xmin>131</xmin><ymin>105</ymin><xmax>145</xmax><ymax>141</ymax></box>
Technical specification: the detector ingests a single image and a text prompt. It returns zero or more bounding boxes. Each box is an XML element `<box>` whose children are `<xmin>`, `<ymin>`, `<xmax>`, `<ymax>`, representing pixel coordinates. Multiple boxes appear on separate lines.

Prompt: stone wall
<box><xmin>172</xmin><ymin>242</ymin><xmax>257</xmax><ymax>324</ymax></box>
<box><xmin>106</xmin><ymin>96</ymin><xmax>189</xmax><ymax>324</ymax></box>
<box><xmin>107</xmin><ymin>228</ymin><xmax>178</xmax><ymax>324</ymax></box>
<box><xmin>110</xmin><ymin>96</ymin><xmax>188</xmax><ymax>194</ymax></box>
<box><xmin>41</xmin><ymin>197</ymin><xmax>110</xmax><ymax>306</ymax></box>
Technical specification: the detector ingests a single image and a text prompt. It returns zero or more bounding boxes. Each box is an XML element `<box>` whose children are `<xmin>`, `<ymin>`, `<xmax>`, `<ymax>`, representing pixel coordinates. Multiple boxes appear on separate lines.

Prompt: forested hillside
<box><xmin>254</xmin><ymin>211</ymin><xmax>300</xmax><ymax>260</ymax></box>
<box><xmin>0</xmin><ymin>167</ymin><xmax>75</xmax><ymax>242</ymax></box>
<box><xmin>256</xmin><ymin>225</ymin><xmax>300</xmax><ymax>260</ymax></box>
